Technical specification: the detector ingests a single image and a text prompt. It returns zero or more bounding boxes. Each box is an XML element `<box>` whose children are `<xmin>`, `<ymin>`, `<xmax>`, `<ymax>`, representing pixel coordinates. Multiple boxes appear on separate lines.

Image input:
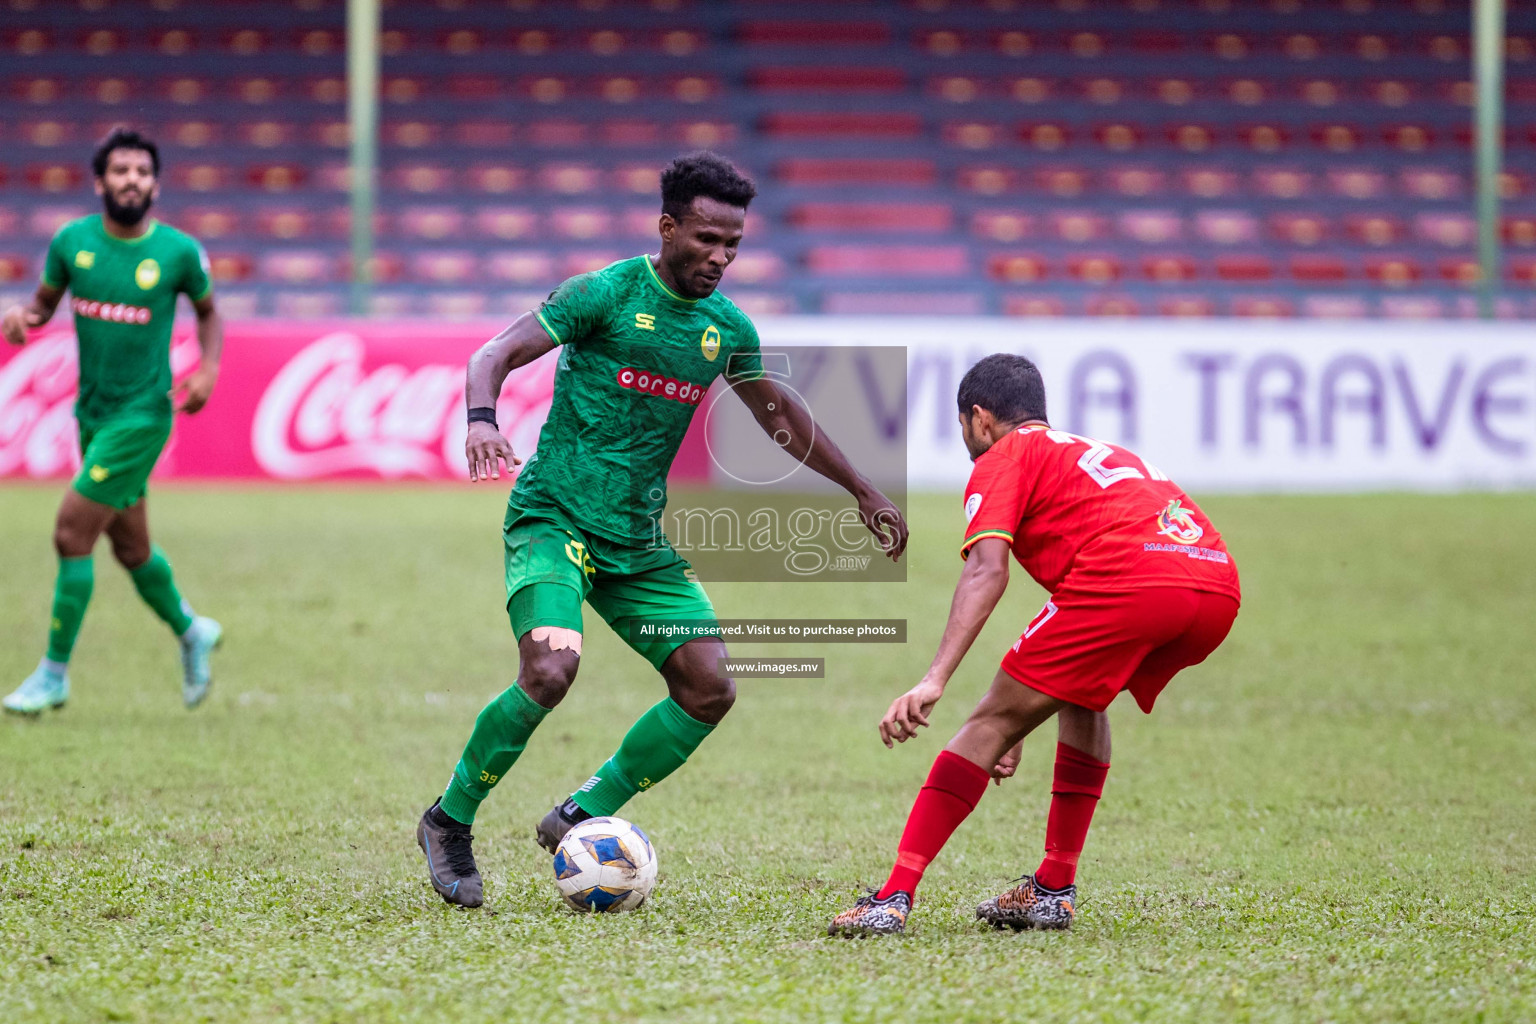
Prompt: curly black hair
<box><xmin>957</xmin><ymin>354</ymin><xmax>1048</xmax><ymax>425</ymax></box>
<box><xmin>91</xmin><ymin>126</ymin><xmax>160</xmax><ymax>178</ymax></box>
<box><xmin>659</xmin><ymin>151</ymin><xmax>756</xmax><ymax>221</ymax></box>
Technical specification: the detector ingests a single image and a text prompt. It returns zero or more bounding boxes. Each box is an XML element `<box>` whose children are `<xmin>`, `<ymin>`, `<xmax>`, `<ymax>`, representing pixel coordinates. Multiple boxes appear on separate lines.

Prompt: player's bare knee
<box><xmin>675</xmin><ymin>673</ymin><xmax>734</xmax><ymax>725</ymax></box>
<box><xmin>52</xmin><ymin>520</ymin><xmax>94</xmax><ymax>558</ymax></box>
<box><xmin>519</xmin><ymin>641</ymin><xmax>583</xmax><ymax>712</ymax></box>
<box><xmin>109</xmin><ymin>537</ymin><xmax>150</xmax><ymax>569</ymax></box>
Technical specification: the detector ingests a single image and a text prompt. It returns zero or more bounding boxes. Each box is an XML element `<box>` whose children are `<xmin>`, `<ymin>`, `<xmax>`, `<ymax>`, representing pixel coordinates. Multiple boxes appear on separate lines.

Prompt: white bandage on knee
<box><xmin>529</xmin><ymin>627</ymin><xmax>582</xmax><ymax>656</ymax></box>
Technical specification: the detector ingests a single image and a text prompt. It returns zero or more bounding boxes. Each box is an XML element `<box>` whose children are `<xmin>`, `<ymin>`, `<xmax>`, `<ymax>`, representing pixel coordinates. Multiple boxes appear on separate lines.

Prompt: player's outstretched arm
<box><xmin>172</xmin><ymin>294</ymin><xmax>222</xmax><ymax>414</ymax></box>
<box><xmin>463</xmin><ymin>311</ymin><xmax>558</xmax><ymax>482</ymax></box>
<box><xmin>879</xmin><ymin>538</ymin><xmax>1010</xmax><ymax>747</ymax></box>
<box><xmin>2</xmin><ymin>283</ymin><xmax>63</xmax><ymax>346</ymax></box>
<box><xmin>732</xmin><ymin>375</ymin><xmax>909</xmax><ymax>560</ymax></box>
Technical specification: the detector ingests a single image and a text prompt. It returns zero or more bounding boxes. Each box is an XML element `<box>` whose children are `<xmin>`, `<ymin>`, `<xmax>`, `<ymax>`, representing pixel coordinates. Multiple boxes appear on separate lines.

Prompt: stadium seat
<box><xmin>388</xmin><ymin>164</ymin><xmax>454</xmax><ymax>194</ymax></box>
<box><xmin>1416</xmin><ymin>213</ymin><xmax>1476</xmax><ymax>248</ymax></box>
<box><xmin>1107</xmin><ymin>168</ymin><xmax>1168</xmax><ymax>198</ymax></box>
<box><xmin>738</xmin><ymin>21</ymin><xmax>891</xmax><ymax>47</ymax></box>
<box><xmin>466</xmin><ymin>165</ymin><xmax>529</xmax><ymax>195</ymax></box>
<box><xmin>0</xmin><ymin>254</ymin><xmax>30</xmax><ymax>283</ymax></box>
<box><xmin>254</xmin><ymin>208</ymin><xmax>315</xmax><ymax>240</ymax></box>
<box><xmin>1143</xmin><ymin>255</ymin><xmax>1198</xmax><ymax>283</ymax></box>
<box><xmin>750</xmin><ymin>68</ymin><xmax>907</xmax><ymax>93</ymax></box>
<box><xmin>398</xmin><ymin>206</ymin><xmax>466</xmax><ymax>242</ymax></box>
<box><xmin>411</xmin><ymin>251</ymin><xmax>477</xmax><ymax>286</ymax></box>
<box><xmin>1230</xmin><ymin>297</ymin><xmax>1295</xmax><ymax>317</ymax></box>
<box><xmin>1271</xmin><ymin>213</ymin><xmax>1330</xmax><ymax>246</ymax></box>
<box><xmin>1050</xmin><ymin>211</ymin><xmax>1109</xmax><ymax>242</ymax></box>
<box><xmin>765</xmin><ymin>113</ymin><xmax>924</xmax><ymax>139</ymax></box>
<box><xmin>1364</xmin><ymin>256</ymin><xmax>1424</xmax><ymax>288</ymax></box>
<box><xmin>1302</xmin><ymin>295</ymin><xmax>1371</xmax><ymax>317</ymax></box>
<box><xmin>550</xmin><ymin>208</ymin><xmax>613</xmax><ymax>240</ymax></box>
<box><xmin>1002</xmin><ymin>296</ymin><xmax>1066</xmax><ymax>317</ymax></box>
<box><xmin>790</xmin><ymin>203</ymin><xmax>953</xmax><ymax>233</ymax></box>
<box><xmin>538</xmin><ymin>163</ymin><xmax>603</xmax><ymax>194</ymax></box>
<box><xmin>957</xmin><ymin>166</ymin><xmax>1019</xmax><ymax>196</ymax></box>
<box><xmin>823</xmin><ymin>292</ymin><xmax>984</xmax><ymax>315</ymax></box>
<box><xmin>1290</xmin><ymin>255</ymin><xmax>1351</xmax><ymax>283</ymax></box>
<box><xmin>1068</xmin><ymin>255</ymin><xmax>1121</xmax><ymax>284</ymax></box>
<box><xmin>1086</xmin><ymin>296</ymin><xmax>1141</xmax><ymax>317</ymax></box>
<box><xmin>25</xmin><ymin>164</ymin><xmax>83</xmax><ymax>193</ymax></box>
<box><xmin>805</xmin><ymin>245</ymin><xmax>969</xmax><ymax>277</ymax></box>
<box><xmin>1196</xmin><ymin>211</ymin><xmax>1260</xmax><ymax>246</ymax></box>
<box><xmin>1118</xmin><ymin>210</ymin><xmax>1183</xmax><ymax>244</ymax></box>
<box><xmin>987</xmin><ymin>253</ymin><xmax>1050</xmax><ymax>283</ymax></box>
<box><xmin>1157</xmin><ymin>296</ymin><xmax>1217</xmax><ymax>317</ymax></box>
<box><xmin>777</xmin><ymin>159</ymin><xmax>937</xmax><ymax>187</ymax></box>
<box><xmin>259</xmin><ymin>251</ymin><xmax>336</xmax><ymax>285</ymax></box>
<box><xmin>1214</xmin><ymin>255</ymin><xmax>1276</xmax><ymax>282</ymax></box>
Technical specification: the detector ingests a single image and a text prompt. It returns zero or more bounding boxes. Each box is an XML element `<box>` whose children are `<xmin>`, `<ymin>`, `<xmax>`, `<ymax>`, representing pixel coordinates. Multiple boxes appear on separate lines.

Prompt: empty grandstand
<box><xmin>1</xmin><ymin>0</ymin><xmax>1532</xmax><ymax>318</ymax></box>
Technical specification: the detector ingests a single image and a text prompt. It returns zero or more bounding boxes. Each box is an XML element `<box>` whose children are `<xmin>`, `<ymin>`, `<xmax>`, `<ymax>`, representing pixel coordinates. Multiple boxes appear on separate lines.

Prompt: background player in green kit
<box><xmin>416</xmin><ymin>152</ymin><xmax>909</xmax><ymax>907</ymax></box>
<box><xmin>2</xmin><ymin>127</ymin><xmax>224</xmax><ymax>715</ymax></box>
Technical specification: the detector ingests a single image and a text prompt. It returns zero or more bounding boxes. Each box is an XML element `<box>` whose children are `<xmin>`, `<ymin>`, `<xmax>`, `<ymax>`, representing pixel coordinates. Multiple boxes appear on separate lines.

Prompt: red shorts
<box><xmin>1000</xmin><ymin>587</ymin><xmax>1239</xmax><ymax>714</ymax></box>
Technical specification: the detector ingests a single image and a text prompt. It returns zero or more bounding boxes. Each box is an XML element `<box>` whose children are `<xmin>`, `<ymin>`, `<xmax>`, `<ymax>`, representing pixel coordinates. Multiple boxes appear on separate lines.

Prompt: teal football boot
<box><xmin>3</xmin><ymin>663</ymin><xmax>70</xmax><ymax>716</ymax></box>
<box><xmin>179</xmin><ymin>616</ymin><xmax>223</xmax><ymax>708</ymax></box>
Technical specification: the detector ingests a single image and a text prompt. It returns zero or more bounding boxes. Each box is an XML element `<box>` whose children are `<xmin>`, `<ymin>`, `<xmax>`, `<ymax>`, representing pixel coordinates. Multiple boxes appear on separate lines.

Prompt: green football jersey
<box><xmin>42</xmin><ymin>214</ymin><xmax>213</xmax><ymax>426</ymax></box>
<box><xmin>514</xmin><ymin>254</ymin><xmax>764</xmax><ymax>546</ymax></box>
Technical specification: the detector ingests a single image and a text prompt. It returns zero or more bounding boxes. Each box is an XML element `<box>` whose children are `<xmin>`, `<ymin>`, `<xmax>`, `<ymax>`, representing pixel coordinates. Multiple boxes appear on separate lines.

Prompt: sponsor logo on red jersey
<box><xmin>616</xmin><ymin>367</ymin><xmax>706</xmax><ymax>406</ymax></box>
<box><xmin>1155</xmin><ymin>498</ymin><xmax>1204</xmax><ymax>545</ymax></box>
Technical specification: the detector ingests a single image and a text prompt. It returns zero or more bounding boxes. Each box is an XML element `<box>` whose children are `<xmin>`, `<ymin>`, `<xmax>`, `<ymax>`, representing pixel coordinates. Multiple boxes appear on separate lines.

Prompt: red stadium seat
<box><xmin>595</xmin><ymin>76</ymin><xmax>647</xmax><ymax>104</ymax></box>
<box><xmin>667</xmin><ymin>76</ymin><xmax>721</xmax><ymax>103</ymax></box>
<box><xmin>550</xmin><ymin>208</ymin><xmax>613</xmax><ymax>240</ymax></box>
<box><xmin>181</xmin><ymin>208</ymin><xmax>241</xmax><ymax>240</ymax></box>
<box><xmin>777</xmin><ymin>159</ymin><xmax>936</xmax><ymax>187</ymax></box>
<box><xmin>233</xmin><ymin>77</ymin><xmax>283</xmax><ymax>105</ymax></box>
<box><xmin>1183</xmin><ymin>168</ymin><xmax>1241</xmax><ymax>198</ymax></box>
<box><xmin>1297</xmin><ymin>79</ymin><xmax>1347</xmax><ymax>107</ymax></box>
<box><xmin>254</xmin><ymin>208</ymin><xmax>314</xmax><ymax>240</ymax></box>
<box><xmin>1380</xmin><ymin>297</ymin><xmax>1446</xmax><ymax>319</ymax></box>
<box><xmin>1107</xmin><ymin>168</ymin><xmax>1168</xmax><ymax>198</ymax></box>
<box><xmin>29</xmin><ymin>205</ymin><xmax>88</xmax><ymax>238</ymax></box>
<box><xmin>1364</xmin><ymin>257</ymin><xmax>1424</xmax><ymax>288</ymax></box>
<box><xmin>738</xmin><ymin>22</ymin><xmax>891</xmax><ymax>47</ymax></box>
<box><xmin>1094</xmin><ymin>123</ymin><xmax>1142</xmax><ymax>152</ymax></box>
<box><xmin>1239</xmin><ymin>124</ymin><xmax>1291</xmax><ymax>153</ymax></box>
<box><xmin>306</xmin><ymin>77</ymin><xmax>346</xmax><ymax>104</ymax></box>
<box><xmin>1312</xmin><ymin>123</ymin><xmax>1365</xmax><ymax>153</ymax></box>
<box><xmin>957</xmin><ymin>165</ymin><xmax>1020</xmax><ymax>196</ymax></box>
<box><xmin>206</xmin><ymin>252</ymin><xmax>253</xmax><ymax>283</ymax></box>
<box><xmin>1158</xmin><ymin>297</ymin><xmax>1217</xmax><ymax>317</ymax></box>
<box><xmin>750</xmin><ymin>68</ymin><xmax>907</xmax><ymax>93</ymax></box>
<box><xmin>25</xmin><ymin>164</ymin><xmax>82</xmax><ymax>193</ymax></box>
<box><xmin>223</xmin><ymin>29</ymin><xmax>270</xmax><ymax>57</ymax></box>
<box><xmin>791</xmin><ymin>203</ymin><xmax>953</xmax><ymax>233</ymax></box>
<box><xmin>1302</xmin><ymin>295</ymin><xmax>1371</xmax><ymax>318</ymax></box>
<box><xmin>1068</xmin><ymin>255</ymin><xmax>1121</xmax><ymax>284</ymax></box>
<box><xmin>1196</xmin><ymin>211</ymin><xmax>1260</xmax><ymax>246</ymax></box>
<box><xmin>1214</xmin><ymin>255</ymin><xmax>1275</xmax><ymax>282</ymax></box>
<box><xmin>561</xmin><ymin>251</ymin><xmax>624</xmax><ymax>276</ymax></box>
<box><xmin>528</xmin><ymin>121</ymin><xmax>590</xmax><ymax>148</ymax></box>
<box><xmin>916</xmin><ymin>29</ymin><xmax>972</xmax><ymax>57</ymax></box>
<box><xmin>764</xmin><ymin>113</ymin><xmax>923</xmax><ymax>140</ymax></box>
<box><xmin>1230</xmin><ymin>297</ymin><xmax>1295</xmax><ymax>318</ymax></box>
<box><xmin>674</xmin><ymin>121</ymin><xmax>737</xmax><ymax>148</ymax></box>
<box><xmin>1166</xmin><ymin>123</ymin><xmax>1219</xmax><ymax>153</ymax></box>
<box><xmin>601</xmin><ymin>120</ymin><xmax>662</xmax><ymax>147</ymax></box>
<box><xmin>1271</xmin><ymin>213</ymin><xmax>1330</xmax><ymax>246</ymax></box>
<box><xmin>425</xmin><ymin>293</ymin><xmax>488</xmax><ymax>319</ymax></box>
<box><xmin>259</xmin><ymin>251</ymin><xmax>336</xmax><ymax>285</ymax></box>
<box><xmin>0</xmin><ymin>254</ymin><xmax>31</xmax><ymax>283</ymax></box>
<box><xmin>1508</xmin><ymin>258</ymin><xmax>1536</xmax><ymax>286</ymax></box>
<box><xmin>992</xmin><ymin>30</ymin><xmax>1036</xmax><ymax>59</ymax></box>
<box><xmin>14</xmin><ymin>77</ymin><xmax>64</xmax><ymax>104</ymax></box>
<box><xmin>1002</xmin><ymin>296</ymin><xmax>1066</xmax><ymax>317</ymax></box>
<box><xmin>398</xmin><ymin>206</ymin><xmax>465</xmax><ymax>242</ymax></box>
<box><xmin>387</xmin><ymin>164</ymin><xmax>452</xmax><ymax>194</ymax></box>
<box><xmin>1438</xmin><ymin>258</ymin><xmax>1482</xmax><ymax>287</ymax></box>
<box><xmin>1153</xmin><ymin>78</ymin><xmax>1201</xmax><ymax>105</ymax></box>
<box><xmin>1401</xmin><ymin>167</ymin><xmax>1466</xmax><ymax>200</ymax></box>
<box><xmin>726</xmin><ymin>252</ymin><xmax>786</xmax><ymax>285</ymax></box>
<box><xmin>927</xmin><ymin>76</ymin><xmax>987</xmax><ymax>103</ymax></box>
<box><xmin>438</xmin><ymin>29</ymin><xmax>485</xmax><ymax>56</ymax></box>
<box><xmin>612</xmin><ymin>164</ymin><xmax>662</xmax><ymax>195</ymax></box>
<box><xmin>19</xmin><ymin>121</ymin><xmax>75</xmax><ymax>148</ymax></box>
<box><xmin>1077</xmin><ymin>77</ymin><xmax>1129</xmax><ymax>105</ymax></box>
<box><xmin>805</xmin><ymin>245</ymin><xmax>969</xmax><ymax>277</ymax></box>
<box><xmin>466</xmin><ymin>165</ymin><xmax>528</xmax><ymax>195</ymax></box>
<box><xmin>152</xmin><ymin>29</ymin><xmax>197</xmax><ymax>56</ymax></box>
<box><xmin>487</xmin><ymin>250</ymin><xmax>556</xmax><ymax>285</ymax></box>
<box><xmin>1006</xmin><ymin>77</ymin><xmax>1054</xmax><ymax>104</ymax></box>
<box><xmin>474</xmin><ymin>207</ymin><xmax>539</xmax><ymax>241</ymax></box>
<box><xmin>384</xmin><ymin>121</ymin><xmax>442</xmax><ymax>149</ymax></box>
<box><xmin>1385</xmin><ymin>124</ymin><xmax>1436</xmax><ymax>153</ymax></box>
<box><xmin>1142</xmin><ymin>255</ymin><xmax>1198</xmax><ymax>283</ymax></box>
<box><xmin>1085</xmin><ymin>296</ymin><xmax>1141</xmax><ymax>317</ymax></box>
<box><xmin>382</xmin><ymin>77</ymin><xmax>427</xmax><ymax>104</ymax></box>
<box><xmin>941</xmin><ymin>121</ymin><xmax>1004</xmax><ymax>150</ymax></box>
<box><xmin>296</xmin><ymin>28</ymin><xmax>340</xmax><ymax>58</ymax></box>
<box><xmin>1346</xmin><ymin>215</ymin><xmax>1404</xmax><ymax>246</ymax></box>
<box><xmin>1050</xmin><ymin>211</ymin><xmax>1109</xmax><ymax>242</ymax></box>
<box><xmin>8</xmin><ymin>29</ymin><xmax>51</xmax><ymax>56</ymax></box>
<box><xmin>1036</xmin><ymin>167</ymin><xmax>1090</xmax><ymax>198</ymax></box>
<box><xmin>987</xmin><ymin>253</ymin><xmax>1051</xmax><ymax>283</ymax></box>
<box><xmin>411</xmin><ymin>251</ymin><xmax>477</xmax><ymax>286</ymax></box>
<box><xmin>86</xmin><ymin>77</ymin><xmax>138</xmax><ymax>105</ymax></box>
<box><xmin>971</xmin><ymin>211</ymin><xmax>1035</xmax><ymax>242</ymax></box>
<box><xmin>1118</xmin><ymin>210</ymin><xmax>1184</xmax><ymax>244</ymax></box>
<box><xmin>1416</xmin><ymin>213</ymin><xmax>1476</xmax><ymax>248</ymax></box>
<box><xmin>1505</xmin><ymin>217</ymin><xmax>1536</xmax><ymax>248</ymax></box>
<box><xmin>538</xmin><ymin>163</ymin><xmax>602</xmax><ymax>194</ymax></box>
<box><xmin>1253</xmin><ymin>168</ymin><xmax>1312</xmax><ymax>199</ymax></box>
<box><xmin>822</xmin><ymin>292</ymin><xmax>984</xmax><ymax>316</ymax></box>
<box><xmin>1290</xmin><ymin>255</ymin><xmax>1351</xmax><ymax>283</ymax></box>
<box><xmin>238</xmin><ymin>122</ymin><xmax>297</xmax><ymax>150</ymax></box>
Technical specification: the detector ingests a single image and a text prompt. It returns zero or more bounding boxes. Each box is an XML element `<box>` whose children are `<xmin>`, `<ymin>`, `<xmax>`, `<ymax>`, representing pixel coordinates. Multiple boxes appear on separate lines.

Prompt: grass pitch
<box><xmin>1</xmin><ymin>485</ymin><xmax>1533</xmax><ymax>1023</ymax></box>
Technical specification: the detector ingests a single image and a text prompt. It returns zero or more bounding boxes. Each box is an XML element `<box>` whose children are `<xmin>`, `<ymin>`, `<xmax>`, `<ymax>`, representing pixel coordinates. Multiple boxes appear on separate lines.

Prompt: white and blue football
<box><xmin>551</xmin><ymin>816</ymin><xmax>658</xmax><ymax>913</ymax></box>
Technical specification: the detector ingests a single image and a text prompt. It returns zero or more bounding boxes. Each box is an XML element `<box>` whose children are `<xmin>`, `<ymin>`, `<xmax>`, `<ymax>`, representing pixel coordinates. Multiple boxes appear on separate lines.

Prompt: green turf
<box><xmin>1</xmin><ymin>485</ymin><xmax>1533</xmax><ymax>1023</ymax></box>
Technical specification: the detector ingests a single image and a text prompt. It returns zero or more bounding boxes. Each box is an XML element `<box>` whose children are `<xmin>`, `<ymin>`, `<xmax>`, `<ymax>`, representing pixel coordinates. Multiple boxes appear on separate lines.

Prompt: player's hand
<box><xmin>990</xmin><ymin>742</ymin><xmax>1024</xmax><ymax>786</ymax></box>
<box><xmin>170</xmin><ymin>365</ymin><xmax>218</xmax><ymax>414</ymax></box>
<box><xmin>879</xmin><ymin>677</ymin><xmax>945</xmax><ymax>748</ymax></box>
<box><xmin>2</xmin><ymin>305</ymin><xmax>43</xmax><ymax>346</ymax></box>
<box><xmin>465</xmin><ymin>421</ymin><xmax>520</xmax><ymax>482</ymax></box>
<box><xmin>857</xmin><ymin>487</ymin><xmax>909</xmax><ymax>562</ymax></box>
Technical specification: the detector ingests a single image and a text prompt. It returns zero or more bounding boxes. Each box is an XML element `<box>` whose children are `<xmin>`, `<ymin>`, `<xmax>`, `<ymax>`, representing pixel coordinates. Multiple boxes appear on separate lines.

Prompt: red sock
<box><xmin>1034</xmin><ymin>742</ymin><xmax>1110</xmax><ymax>891</ymax></box>
<box><xmin>877</xmin><ymin>750</ymin><xmax>990</xmax><ymax>899</ymax></box>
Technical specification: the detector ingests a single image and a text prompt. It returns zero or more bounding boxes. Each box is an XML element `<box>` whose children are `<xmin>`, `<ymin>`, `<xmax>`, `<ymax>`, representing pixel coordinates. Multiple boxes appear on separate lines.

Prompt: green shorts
<box><xmin>503</xmin><ymin>505</ymin><xmax>719</xmax><ymax>671</ymax></box>
<box><xmin>73</xmin><ymin>416</ymin><xmax>173</xmax><ymax>510</ymax></box>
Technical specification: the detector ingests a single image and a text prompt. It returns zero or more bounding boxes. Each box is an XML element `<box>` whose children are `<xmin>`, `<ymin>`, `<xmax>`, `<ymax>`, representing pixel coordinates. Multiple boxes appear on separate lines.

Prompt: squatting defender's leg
<box><xmin>419</xmin><ymin>630</ymin><xmax>577</xmax><ymax>908</ymax></box>
<box><xmin>537</xmin><ymin>638</ymin><xmax>733</xmax><ymax>853</ymax></box>
<box><xmin>830</xmin><ymin>670</ymin><xmax>1064</xmax><ymax>937</ymax></box>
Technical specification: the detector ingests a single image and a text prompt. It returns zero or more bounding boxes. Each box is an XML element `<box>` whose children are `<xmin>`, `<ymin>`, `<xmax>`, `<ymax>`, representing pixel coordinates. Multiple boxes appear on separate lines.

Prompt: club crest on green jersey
<box><xmin>135</xmin><ymin>258</ymin><xmax>161</xmax><ymax>290</ymax></box>
<box><xmin>700</xmin><ymin>325</ymin><xmax>721</xmax><ymax>361</ymax></box>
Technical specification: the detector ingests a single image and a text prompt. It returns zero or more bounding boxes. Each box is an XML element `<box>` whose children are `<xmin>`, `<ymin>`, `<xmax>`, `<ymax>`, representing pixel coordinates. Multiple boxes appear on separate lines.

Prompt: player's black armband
<box><xmin>467</xmin><ymin>406</ymin><xmax>498</xmax><ymax>429</ymax></box>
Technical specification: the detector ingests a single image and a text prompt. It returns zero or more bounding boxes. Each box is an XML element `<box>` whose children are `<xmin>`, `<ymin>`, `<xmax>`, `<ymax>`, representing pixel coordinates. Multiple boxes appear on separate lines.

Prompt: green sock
<box><xmin>129</xmin><ymin>545</ymin><xmax>195</xmax><ymax>636</ymax></box>
<box><xmin>571</xmin><ymin>697</ymin><xmax>716</xmax><ymax>818</ymax></box>
<box><xmin>45</xmin><ymin>555</ymin><xmax>95</xmax><ymax>664</ymax></box>
<box><xmin>440</xmin><ymin>683</ymin><xmax>552</xmax><ymax>824</ymax></box>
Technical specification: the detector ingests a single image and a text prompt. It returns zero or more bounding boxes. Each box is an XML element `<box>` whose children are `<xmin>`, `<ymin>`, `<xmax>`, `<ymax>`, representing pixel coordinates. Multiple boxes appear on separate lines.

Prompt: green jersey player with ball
<box><xmin>416</xmin><ymin>152</ymin><xmax>909</xmax><ymax>907</ymax></box>
<box><xmin>2</xmin><ymin>127</ymin><xmax>225</xmax><ymax>715</ymax></box>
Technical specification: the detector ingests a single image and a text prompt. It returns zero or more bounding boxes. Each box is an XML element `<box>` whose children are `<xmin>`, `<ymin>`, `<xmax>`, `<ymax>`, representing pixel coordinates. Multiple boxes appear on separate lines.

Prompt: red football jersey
<box><xmin>960</xmin><ymin>424</ymin><xmax>1240</xmax><ymax>600</ymax></box>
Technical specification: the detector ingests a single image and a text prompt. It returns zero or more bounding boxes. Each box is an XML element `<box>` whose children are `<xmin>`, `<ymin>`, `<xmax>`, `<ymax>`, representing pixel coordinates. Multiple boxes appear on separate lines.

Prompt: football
<box><xmin>551</xmin><ymin>816</ymin><xmax>658</xmax><ymax>913</ymax></box>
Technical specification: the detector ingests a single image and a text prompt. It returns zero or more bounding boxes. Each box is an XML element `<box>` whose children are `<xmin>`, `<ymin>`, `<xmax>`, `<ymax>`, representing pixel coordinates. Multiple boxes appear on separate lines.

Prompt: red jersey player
<box><xmin>829</xmin><ymin>353</ymin><xmax>1241</xmax><ymax>937</ymax></box>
